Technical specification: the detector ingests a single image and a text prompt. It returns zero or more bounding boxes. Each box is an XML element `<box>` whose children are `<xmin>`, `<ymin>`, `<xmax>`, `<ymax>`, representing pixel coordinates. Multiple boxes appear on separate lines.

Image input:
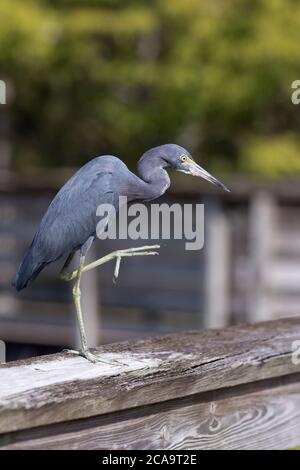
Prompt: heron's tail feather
<box><xmin>12</xmin><ymin>249</ymin><xmax>46</xmax><ymax>291</ymax></box>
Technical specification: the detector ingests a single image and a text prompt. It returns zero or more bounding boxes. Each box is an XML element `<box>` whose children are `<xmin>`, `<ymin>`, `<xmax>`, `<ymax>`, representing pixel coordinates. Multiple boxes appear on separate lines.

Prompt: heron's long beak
<box><xmin>188</xmin><ymin>161</ymin><xmax>230</xmax><ymax>192</ymax></box>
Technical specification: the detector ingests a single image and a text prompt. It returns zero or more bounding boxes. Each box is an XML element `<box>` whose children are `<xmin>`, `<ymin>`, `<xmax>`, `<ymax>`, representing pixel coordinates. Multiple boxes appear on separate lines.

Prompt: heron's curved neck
<box><xmin>137</xmin><ymin>155</ymin><xmax>170</xmax><ymax>200</ymax></box>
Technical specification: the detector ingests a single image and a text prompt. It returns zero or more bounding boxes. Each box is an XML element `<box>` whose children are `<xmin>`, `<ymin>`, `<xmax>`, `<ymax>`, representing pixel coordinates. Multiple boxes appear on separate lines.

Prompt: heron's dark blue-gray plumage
<box><xmin>12</xmin><ymin>144</ymin><xmax>228</xmax><ymax>291</ymax></box>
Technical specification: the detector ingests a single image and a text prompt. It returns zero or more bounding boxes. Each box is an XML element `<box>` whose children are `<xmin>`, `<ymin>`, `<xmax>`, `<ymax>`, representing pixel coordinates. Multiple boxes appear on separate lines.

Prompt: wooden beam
<box><xmin>0</xmin><ymin>318</ymin><xmax>299</xmax><ymax>448</ymax></box>
<box><xmin>4</xmin><ymin>168</ymin><xmax>300</xmax><ymax>202</ymax></box>
<box><xmin>2</xmin><ymin>374</ymin><xmax>300</xmax><ymax>450</ymax></box>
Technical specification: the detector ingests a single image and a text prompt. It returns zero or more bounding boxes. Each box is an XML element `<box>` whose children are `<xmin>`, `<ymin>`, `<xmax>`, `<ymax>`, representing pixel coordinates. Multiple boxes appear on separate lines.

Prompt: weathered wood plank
<box><xmin>2</xmin><ymin>375</ymin><xmax>300</xmax><ymax>450</ymax></box>
<box><xmin>0</xmin><ymin>318</ymin><xmax>300</xmax><ymax>436</ymax></box>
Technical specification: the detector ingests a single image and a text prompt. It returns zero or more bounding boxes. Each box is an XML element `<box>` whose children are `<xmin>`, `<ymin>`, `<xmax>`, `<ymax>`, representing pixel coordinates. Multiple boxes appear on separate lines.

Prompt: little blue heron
<box><xmin>13</xmin><ymin>144</ymin><xmax>229</xmax><ymax>364</ymax></box>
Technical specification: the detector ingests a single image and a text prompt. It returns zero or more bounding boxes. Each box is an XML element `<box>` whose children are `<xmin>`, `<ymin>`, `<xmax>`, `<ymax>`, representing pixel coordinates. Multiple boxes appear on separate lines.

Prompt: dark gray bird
<box><xmin>13</xmin><ymin>143</ymin><xmax>229</xmax><ymax>364</ymax></box>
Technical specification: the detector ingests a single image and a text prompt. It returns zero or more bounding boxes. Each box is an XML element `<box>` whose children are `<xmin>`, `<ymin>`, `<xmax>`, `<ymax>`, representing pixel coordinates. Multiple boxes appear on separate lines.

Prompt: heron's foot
<box><xmin>63</xmin><ymin>348</ymin><xmax>123</xmax><ymax>366</ymax></box>
<box><xmin>112</xmin><ymin>245</ymin><xmax>160</xmax><ymax>283</ymax></box>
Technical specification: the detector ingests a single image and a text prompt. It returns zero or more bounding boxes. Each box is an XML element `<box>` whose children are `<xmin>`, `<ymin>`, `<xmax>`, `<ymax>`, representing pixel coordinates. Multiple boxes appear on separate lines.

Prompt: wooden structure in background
<box><xmin>1</xmin><ymin>170</ymin><xmax>300</xmax><ymax>353</ymax></box>
<box><xmin>0</xmin><ymin>318</ymin><xmax>300</xmax><ymax>450</ymax></box>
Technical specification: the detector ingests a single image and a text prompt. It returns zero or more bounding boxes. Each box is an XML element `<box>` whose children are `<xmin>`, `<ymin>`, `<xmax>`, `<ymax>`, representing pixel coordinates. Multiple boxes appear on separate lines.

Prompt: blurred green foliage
<box><xmin>1</xmin><ymin>0</ymin><xmax>300</xmax><ymax>174</ymax></box>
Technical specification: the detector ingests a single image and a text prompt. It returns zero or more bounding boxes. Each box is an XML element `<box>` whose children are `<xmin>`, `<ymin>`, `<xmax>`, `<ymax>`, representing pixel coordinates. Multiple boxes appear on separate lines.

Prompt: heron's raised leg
<box><xmin>61</xmin><ymin>242</ymin><xmax>160</xmax><ymax>365</ymax></box>
<box><xmin>63</xmin><ymin>245</ymin><xmax>160</xmax><ymax>282</ymax></box>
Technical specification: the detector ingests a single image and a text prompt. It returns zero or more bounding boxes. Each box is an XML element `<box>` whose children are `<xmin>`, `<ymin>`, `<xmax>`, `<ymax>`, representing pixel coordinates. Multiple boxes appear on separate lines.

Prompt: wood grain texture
<box><xmin>2</xmin><ymin>375</ymin><xmax>300</xmax><ymax>450</ymax></box>
<box><xmin>1</xmin><ymin>318</ymin><xmax>300</xmax><ymax>438</ymax></box>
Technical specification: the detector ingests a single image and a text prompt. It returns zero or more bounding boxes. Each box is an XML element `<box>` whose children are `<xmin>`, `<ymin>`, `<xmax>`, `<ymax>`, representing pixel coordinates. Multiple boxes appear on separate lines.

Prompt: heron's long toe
<box><xmin>82</xmin><ymin>351</ymin><xmax>124</xmax><ymax>366</ymax></box>
<box><xmin>63</xmin><ymin>348</ymin><xmax>80</xmax><ymax>356</ymax></box>
<box><xmin>63</xmin><ymin>348</ymin><xmax>123</xmax><ymax>365</ymax></box>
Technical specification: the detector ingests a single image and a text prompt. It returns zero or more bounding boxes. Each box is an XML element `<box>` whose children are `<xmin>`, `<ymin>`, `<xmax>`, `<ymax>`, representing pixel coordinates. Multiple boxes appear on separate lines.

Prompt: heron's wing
<box><xmin>30</xmin><ymin>157</ymin><xmax>118</xmax><ymax>264</ymax></box>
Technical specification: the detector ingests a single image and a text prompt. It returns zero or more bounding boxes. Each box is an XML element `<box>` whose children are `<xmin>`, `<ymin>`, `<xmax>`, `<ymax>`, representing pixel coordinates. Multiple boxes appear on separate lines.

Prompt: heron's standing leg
<box><xmin>64</xmin><ymin>238</ymin><xmax>118</xmax><ymax>365</ymax></box>
<box><xmin>72</xmin><ymin>252</ymin><xmax>89</xmax><ymax>355</ymax></box>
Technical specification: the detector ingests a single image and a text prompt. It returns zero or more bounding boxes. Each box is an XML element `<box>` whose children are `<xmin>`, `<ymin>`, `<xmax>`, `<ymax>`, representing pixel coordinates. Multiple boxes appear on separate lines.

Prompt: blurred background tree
<box><xmin>1</xmin><ymin>0</ymin><xmax>300</xmax><ymax>175</ymax></box>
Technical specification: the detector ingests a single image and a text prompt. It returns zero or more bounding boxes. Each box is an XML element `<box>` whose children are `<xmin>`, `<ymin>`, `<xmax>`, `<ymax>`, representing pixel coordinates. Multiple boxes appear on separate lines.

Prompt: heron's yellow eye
<box><xmin>181</xmin><ymin>155</ymin><xmax>188</xmax><ymax>163</ymax></box>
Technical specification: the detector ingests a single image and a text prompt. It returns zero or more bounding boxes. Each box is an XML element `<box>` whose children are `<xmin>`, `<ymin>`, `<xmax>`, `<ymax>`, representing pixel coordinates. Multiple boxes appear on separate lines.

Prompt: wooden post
<box><xmin>0</xmin><ymin>78</ymin><xmax>12</xmax><ymax>169</ymax></box>
<box><xmin>203</xmin><ymin>197</ymin><xmax>231</xmax><ymax>328</ymax></box>
<box><xmin>0</xmin><ymin>83</ymin><xmax>18</xmax><ymax>321</ymax></box>
<box><xmin>248</xmin><ymin>191</ymin><xmax>276</xmax><ymax>322</ymax></box>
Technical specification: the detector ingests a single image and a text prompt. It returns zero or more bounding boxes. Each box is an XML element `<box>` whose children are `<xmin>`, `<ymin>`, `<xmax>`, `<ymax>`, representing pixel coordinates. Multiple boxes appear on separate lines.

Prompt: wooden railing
<box><xmin>1</xmin><ymin>318</ymin><xmax>300</xmax><ymax>450</ymax></box>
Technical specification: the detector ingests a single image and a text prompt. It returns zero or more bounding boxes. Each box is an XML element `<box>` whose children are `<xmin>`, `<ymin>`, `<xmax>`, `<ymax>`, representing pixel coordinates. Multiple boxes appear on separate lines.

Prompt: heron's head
<box><xmin>158</xmin><ymin>144</ymin><xmax>230</xmax><ymax>192</ymax></box>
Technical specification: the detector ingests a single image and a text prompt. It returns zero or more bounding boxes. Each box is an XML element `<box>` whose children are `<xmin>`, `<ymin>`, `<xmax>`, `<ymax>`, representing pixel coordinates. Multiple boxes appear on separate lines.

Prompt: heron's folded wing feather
<box><xmin>31</xmin><ymin>158</ymin><xmax>117</xmax><ymax>263</ymax></box>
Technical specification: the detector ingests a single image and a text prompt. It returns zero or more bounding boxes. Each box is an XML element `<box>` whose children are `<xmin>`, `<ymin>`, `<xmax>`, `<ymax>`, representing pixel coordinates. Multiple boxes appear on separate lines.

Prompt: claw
<box><xmin>113</xmin><ymin>255</ymin><xmax>121</xmax><ymax>284</ymax></box>
<box><xmin>63</xmin><ymin>348</ymin><xmax>123</xmax><ymax>366</ymax></box>
<box><xmin>63</xmin><ymin>348</ymin><xmax>80</xmax><ymax>355</ymax></box>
